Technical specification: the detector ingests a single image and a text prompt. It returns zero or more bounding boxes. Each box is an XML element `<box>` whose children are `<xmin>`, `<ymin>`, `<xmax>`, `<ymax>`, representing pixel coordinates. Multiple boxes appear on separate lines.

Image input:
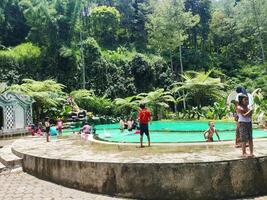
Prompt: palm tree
<box><xmin>137</xmin><ymin>88</ymin><xmax>175</xmax><ymax>120</ymax></box>
<box><xmin>172</xmin><ymin>70</ymin><xmax>225</xmax><ymax>110</ymax></box>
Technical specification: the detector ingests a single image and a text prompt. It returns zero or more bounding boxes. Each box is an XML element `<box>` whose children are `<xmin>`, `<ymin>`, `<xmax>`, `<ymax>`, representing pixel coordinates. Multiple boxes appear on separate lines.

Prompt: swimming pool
<box><xmin>93</xmin><ymin>121</ymin><xmax>267</xmax><ymax>143</ymax></box>
<box><xmin>95</xmin><ymin>121</ymin><xmax>236</xmax><ymax>132</ymax></box>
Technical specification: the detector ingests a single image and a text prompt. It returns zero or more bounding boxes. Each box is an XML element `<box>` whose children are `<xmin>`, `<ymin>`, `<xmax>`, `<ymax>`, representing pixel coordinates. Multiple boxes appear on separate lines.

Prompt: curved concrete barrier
<box><xmin>12</xmin><ymin>145</ymin><xmax>267</xmax><ymax>200</ymax></box>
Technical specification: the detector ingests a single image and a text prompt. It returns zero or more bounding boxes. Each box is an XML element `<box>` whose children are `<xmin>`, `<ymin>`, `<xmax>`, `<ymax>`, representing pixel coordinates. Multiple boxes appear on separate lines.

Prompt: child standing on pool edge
<box><xmin>237</xmin><ymin>94</ymin><xmax>254</xmax><ymax>157</ymax></box>
<box><xmin>138</xmin><ymin>103</ymin><xmax>151</xmax><ymax>148</ymax></box>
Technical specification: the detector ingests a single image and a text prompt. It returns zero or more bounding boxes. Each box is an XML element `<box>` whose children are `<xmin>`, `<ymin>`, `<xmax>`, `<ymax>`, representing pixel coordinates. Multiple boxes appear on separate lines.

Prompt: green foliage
<box><xmin>102</xmin><ymin>47</ymin><xmax>137</xmax><ymax>62</ymax></box>
<box><xmin>5</xmin><ymin>42</ymin><xmax>41</xmax><ymax>60</ymax></box>
<box><xmin>233</xmin><ymin>0</ymin><xmax>267</xmax><ymax>62</ymax></box>
<box><xmin>9</xmin><ymin>79</ymin><xmax>66</xmax><ymax>121</ymax></box>
<box><xmin>176</xmin><ymin>106</ymin><xmax>204</xmax><ymax>119</ymax></box>
<box><xmin>0</xmin><ymin>82</ymin><xmax>7</xmax><ymax>94</ymax></box>
<box><xmin>147</xmin><ymin>0</ymin><xmax>199</xmax><ymax>53</ymax></box>
<box><xmin>0</xmin><ymin>0</ymin><xmax>266</xmax><ymax>121</ymax></box>
<box><xmin>0</xmin><ymin>0</ymin><xmax>29</xmax><ymax>46</ymax></box>
<box><xmin>89</xmin><ymin>6</ymin><xmax>121</xmax><ymax>47</ymax></box>
<box><xmin>70</xmin><ymin>89</ymin><xmax>114</xmax><ymax>116</ymax></box>
<box><xmin>137</xmin><ymin>88</ymin><xmax>175</xmax><ymax>120</ymax></box>
<box><xmin>203</xmin><ymin>101</ymin><xmax>228</xmax><ymax>120</ymax></box>
<box><xmin>114</xmin><ymin>96</ymin><xmax>139</xmax><ymax>115</ymax></box>
<box><xmin>172</xmin><ymin>70</ymin><xmax>225</xmax><ymax>108</ymax></box>
<box><xmin>236</xmin><ymin>63</ymin><xmax>267</xmax><ymax>96</ymax></box>
<box><xmin>130</xmin><ymin>53</ymin><xmax>155</xmax><ymax>93</ymax></box>
<box><xmin>0</xmin><ymin>42</ymin><xmax>41</xmax><ymax>84</ymax></box>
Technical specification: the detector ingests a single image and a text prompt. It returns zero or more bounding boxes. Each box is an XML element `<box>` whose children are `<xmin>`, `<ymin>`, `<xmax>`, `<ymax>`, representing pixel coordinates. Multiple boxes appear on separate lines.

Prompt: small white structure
<box><xmin>0</xmin><ymin>92</ymin><xmax>34</xmax><ymax>134</ymax></box>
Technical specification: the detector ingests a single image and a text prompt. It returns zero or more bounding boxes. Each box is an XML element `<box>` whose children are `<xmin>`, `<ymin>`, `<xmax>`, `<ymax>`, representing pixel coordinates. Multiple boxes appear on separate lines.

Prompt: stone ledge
<box><xmin>11</xmin><ymin>138</ymin><xmax>267</xmax><ymax>200</ymax></box>
<box><xmin>0</xmin><ymin>145</ymin><xmax>22</xmax><ymax>168</ymax></box>
<box><xmin>0</xmin><ymin>162</ymin><xmax>7</xmax><ymax>173</ymax></box>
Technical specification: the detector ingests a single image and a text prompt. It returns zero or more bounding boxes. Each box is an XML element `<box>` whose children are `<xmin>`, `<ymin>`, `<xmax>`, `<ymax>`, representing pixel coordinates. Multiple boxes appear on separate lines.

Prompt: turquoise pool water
<box><xmin>95</xmin><ymin>129</ymin><xmax>267</xmax><ymax>143</ymax></box>
<box><xmin>62</xmin><ymin>121</ymin><xmax>267</xmax><ymax>143</ymax></box>
<box><xmin>95</xmin><ymin>121</ymin><xmax>236</xmax><ymax>132</ymax></box>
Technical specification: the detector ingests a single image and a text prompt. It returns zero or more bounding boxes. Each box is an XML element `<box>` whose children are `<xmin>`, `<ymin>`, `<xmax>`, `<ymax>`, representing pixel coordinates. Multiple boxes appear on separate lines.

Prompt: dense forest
<box><xmin>0</xmin><ymin>0</ymin><xmax>266</xmax><ymax>108</ymax></box>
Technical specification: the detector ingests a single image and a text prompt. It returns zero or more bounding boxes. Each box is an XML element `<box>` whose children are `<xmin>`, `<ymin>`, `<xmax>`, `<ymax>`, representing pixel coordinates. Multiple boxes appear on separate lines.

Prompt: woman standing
<box><xmin>237</xmin><ymin>94</ymin><xmax>254</xmax><ymax>157</ymax></box>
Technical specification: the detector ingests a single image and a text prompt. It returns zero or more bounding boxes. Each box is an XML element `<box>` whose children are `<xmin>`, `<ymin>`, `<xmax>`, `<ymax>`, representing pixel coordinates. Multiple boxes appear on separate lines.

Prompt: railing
<box><xmin>0</xmin><ymin>128</ymin><xmax>29</xmax><ymax>138</ymax></box>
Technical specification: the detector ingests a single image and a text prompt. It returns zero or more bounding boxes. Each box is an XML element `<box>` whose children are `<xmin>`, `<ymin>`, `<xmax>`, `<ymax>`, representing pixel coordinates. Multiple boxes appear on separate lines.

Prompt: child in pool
<box><xmin>36</xmin><ymin>122</ymin><xmax>43</xmax><ymax>136</ymax></box>
<box><xmin>44</xmin><ymin>117</ymin><xmax>50</xmax><ymax>142</ymax></box>
<box><xmin>50</xmin><ymin>126</ymin><xmax>58</xmax><ymax>136</ymax></box>
<box><xmin>119</xmin><ymin>118</ymin><xmax>125</xmax><ymax>132</ymax></box>
<box><xmin>203</xmin><ymin>121</ymin><xmax>220</xmax><ymax>142</ymax></box>
<box><xmin>56</xmin><ymin>118</ymin><xmax>63</xmax><ymax>136</ymax></box>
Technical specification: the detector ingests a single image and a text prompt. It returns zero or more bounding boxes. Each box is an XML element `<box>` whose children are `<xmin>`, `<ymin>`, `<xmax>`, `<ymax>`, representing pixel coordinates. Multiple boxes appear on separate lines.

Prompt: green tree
<box><xmin>0</xmin><ymin>42</ymin><xmax>41</xmax><ymax>83</ymax></box>
<box><xmin>184</xmin><ymin>0</ymin><xmax>212</xmax><ymax>69</ymax></box>
<box><xmin>9</xmin><ymin>79</ymin><xmax>66</xmax><ymax>121</ymax></box>
<box><xmin>70</xmin><ymin>89</ymin><xmax>114</xmax><ymax>116</ymax></box>
<box><xmin>130</xmin><ymin>54</ymin><xmax>155</xmax><ymax>93</ymax></box>
<box><xmin>89</xmin><ymin>6</ymin><xmax>121</xmax><ymax>47</ymax></box>
<box><xmin>0</xmin><ymin>0</ymin><xmax>29</xmax><ymax>46</ymax></box>
<box><xmin>137</xmin><ymin>88</ymin><xmax>175</xmax><ymax>120</ymax></box>
<box><xmin>114</xmin><ymin>96</ymin><xmax>139</xmax><ymax>115</ymax></box>
<box><xmin>233</xmin><ymin>0</ymin><xmax>267</xmax><ymax>63</ymax></box>
<box><xmin>172</xmin><ymin>71</ymin><xmax>225</xmax><ymax>110</ymax></box>
<box><xmin>147</xmin><ymin>0</ymin><xmax>199</xmax><ymax>75</ymax></box>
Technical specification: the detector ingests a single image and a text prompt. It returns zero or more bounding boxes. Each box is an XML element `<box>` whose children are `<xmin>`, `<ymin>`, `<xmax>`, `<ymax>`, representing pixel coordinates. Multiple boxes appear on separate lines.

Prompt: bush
<box><xmin>130</xmin><ymin>53</ymin><xmax>155</xmax><ymax>93</ymax></box>
<box><xmin>70</xmin><ymin>89</ymin><xmax>115</xmax><ymax>116</ymax></box>
<box><xmin>0</xmin><ymin>42</ymin><xmax>41</xmax><ymax>83</ymax></box>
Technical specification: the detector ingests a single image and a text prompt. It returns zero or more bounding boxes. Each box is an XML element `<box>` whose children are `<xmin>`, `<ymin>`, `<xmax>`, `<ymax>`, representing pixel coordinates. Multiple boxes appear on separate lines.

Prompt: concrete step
<box><xmin>0</xmin><ymin>145</ymin><xmax>22</xmax><ymax>168</ymax></box>
<box><xmin>0</xmin><ymin>161</ymin><xmax>8</xmax><ymax>173</ymax></box>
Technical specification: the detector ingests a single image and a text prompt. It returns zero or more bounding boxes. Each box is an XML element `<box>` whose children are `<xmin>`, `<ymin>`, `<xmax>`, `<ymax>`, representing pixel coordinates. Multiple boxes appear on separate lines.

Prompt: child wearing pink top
<box><xmin>82</xmin><ymin>122</ymin><xmax>91</xmax><ymax>134</ymax></box>
<box><xmin>56</xmin><ymin>118</ymin><xmax>63</xmax><ymax>136</ymax></box>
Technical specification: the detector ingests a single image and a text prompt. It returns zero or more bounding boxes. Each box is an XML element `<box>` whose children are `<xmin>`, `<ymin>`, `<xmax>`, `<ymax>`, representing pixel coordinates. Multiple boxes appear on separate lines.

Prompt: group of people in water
<box><xmin>29</xmin><ymin>85</ymin><xmax>255</xmax><ymax>157</ymax></box>
<box><xmin>119</xmin><ymin>117</ymin><xmax>138</xmax><ymax>132</ymax></box>
<box><xmin>28</xmin><ymin>117</ymin><xmax>63</xmax><ymax>142</ymax></box>
<box><xmin>119</xmin><ymin>86</ymin><xmax>254</xmax><ymax>156</ymax></box>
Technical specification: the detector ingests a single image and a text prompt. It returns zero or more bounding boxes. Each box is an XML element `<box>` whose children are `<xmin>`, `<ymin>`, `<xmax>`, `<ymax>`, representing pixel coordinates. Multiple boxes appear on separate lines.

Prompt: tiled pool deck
<box><xmin>8</xmin><ymin>136</ymin><xmax>267</xmax><ymax>199</ymax></box>
<box><xmin>12</xmin><ymin>136</ymin><xmax>267</xmax><ymax>163</ymax></box>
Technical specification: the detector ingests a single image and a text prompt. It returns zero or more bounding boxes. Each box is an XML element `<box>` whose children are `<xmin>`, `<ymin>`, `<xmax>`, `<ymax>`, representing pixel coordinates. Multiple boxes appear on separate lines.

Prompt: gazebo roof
<box><xmin>0</xmin><ymin>92</ymin><xmax>34</xmax><ymax>105</ymax></box>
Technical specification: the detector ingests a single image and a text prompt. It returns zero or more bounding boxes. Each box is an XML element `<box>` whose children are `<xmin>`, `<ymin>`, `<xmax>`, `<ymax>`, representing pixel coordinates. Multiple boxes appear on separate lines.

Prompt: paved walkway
<box><xmin>2</xmin><ymin>137</ymin><xmax>267</xmax><ymax>199</ymax></box>
<box><xmin>0</xmin><ymin>169</ymin><xmax>125</xmax><ymax>200</ymax></box>
<box><xmin>0</xmin><ymin>169</ymin><xmax>267</xmax><ymax>200</ymax></box>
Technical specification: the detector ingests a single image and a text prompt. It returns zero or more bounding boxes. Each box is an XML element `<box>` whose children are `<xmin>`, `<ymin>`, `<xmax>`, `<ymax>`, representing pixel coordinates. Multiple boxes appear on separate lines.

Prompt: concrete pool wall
<box><xmin>12</xmin><ymin>145</ymin><xmax>267</xmax><ymax>200</ymax></box>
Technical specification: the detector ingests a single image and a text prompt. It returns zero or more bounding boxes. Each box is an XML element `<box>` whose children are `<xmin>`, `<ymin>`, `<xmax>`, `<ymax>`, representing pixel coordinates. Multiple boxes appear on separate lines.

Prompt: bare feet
<box><xmin>241</xmin><ymin>153</ymin><xmax>248</xmax><ymax>158</ymax></box>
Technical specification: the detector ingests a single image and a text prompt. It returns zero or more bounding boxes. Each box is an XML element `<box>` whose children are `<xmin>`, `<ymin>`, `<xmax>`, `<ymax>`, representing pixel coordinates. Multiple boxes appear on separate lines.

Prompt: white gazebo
<box><xmin>0</xmin><ymin>92</ymin><xmax>34</xmax><ymax>134</ymax></box>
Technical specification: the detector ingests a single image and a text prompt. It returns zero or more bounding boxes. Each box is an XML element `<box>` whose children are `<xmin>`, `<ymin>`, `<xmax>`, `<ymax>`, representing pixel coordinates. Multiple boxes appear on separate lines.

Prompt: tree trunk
<box><xmin>258</xmin><ymin>35</ymin><xmax>265</xmax><ymax>63</ymax></box>
<box><xmin>170</xmin><ymin>52</ymin><xmax>174</xmax><ymax>74</ymax></box>
<box><xmin>174</xmin><ymin>92</ymin><xmax>177</xmax><ymax>113</ymax></box>
<box><xmin>179</xmin><ymin>45</ymin><xmax>186</xmax><ymax>109</ymax></box>
<box><xmin>251</xmin><ymin>0</ymin><xmax>265</xmax><ymax>63</ymax></box>
<box><xmin>179</xmin><ymin>45</ymin><xmax>183</xmax><ymax>74</ymax></box>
